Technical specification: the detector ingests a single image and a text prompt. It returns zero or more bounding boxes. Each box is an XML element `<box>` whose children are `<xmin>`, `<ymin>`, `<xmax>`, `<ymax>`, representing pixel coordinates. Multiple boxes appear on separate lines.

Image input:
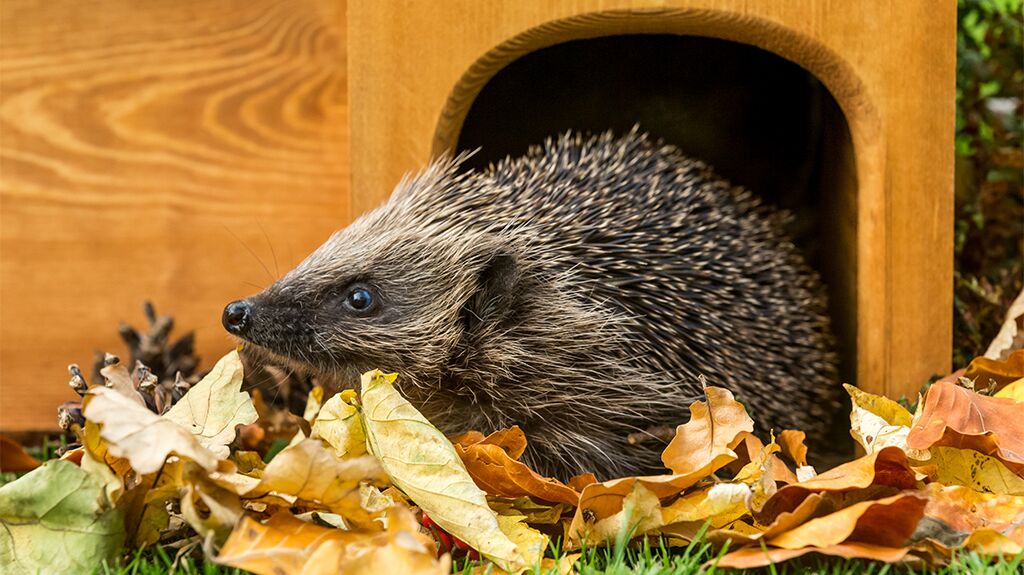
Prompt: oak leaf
<box><xmin>915</xmin><ymin>447</ymin><xmax>1024</xmax><ymax>495</ymax></box>
<box><xmin>567</xmin><ymin>480</ymin><xmax>663</xmax><ymax>547</ymax></box>
<box><xmin>964</xmin><ymin>349</ymin><xmax>1024</xmax><ymax>391</ymax></box>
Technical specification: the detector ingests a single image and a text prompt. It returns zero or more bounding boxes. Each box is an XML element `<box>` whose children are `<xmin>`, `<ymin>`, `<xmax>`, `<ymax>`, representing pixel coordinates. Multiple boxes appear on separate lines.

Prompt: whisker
<box><xmin>224</xmin><ymin>225</ymin><xmax>275</xmax><ymax>285</ymax></box>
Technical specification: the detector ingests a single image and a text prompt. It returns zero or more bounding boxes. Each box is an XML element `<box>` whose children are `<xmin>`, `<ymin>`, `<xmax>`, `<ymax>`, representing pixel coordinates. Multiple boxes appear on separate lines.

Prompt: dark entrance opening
<box><xmin>455</xmin><ymin>35</ymin><xmax>857</xmax><ymax>387</ymax></box>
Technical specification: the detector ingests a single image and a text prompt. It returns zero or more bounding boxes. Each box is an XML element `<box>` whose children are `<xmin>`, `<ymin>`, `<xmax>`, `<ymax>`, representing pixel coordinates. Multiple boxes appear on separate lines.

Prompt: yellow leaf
<box><xmin>661</xmin><ymin>482</ymin><xmax>749</xmax><ymax>528</ymax></box>
<box><xmin>361</xmin><ymin>370</ymin><xmax>523</xmax><ymax>572</ymax></box>
<box><xmin>244</xmin><ymin>439</ymin><xmax>387</xmax><ymax>526</ymax></box>
<box><xmin>843</xmin><ymin>384</ymin><xmax>921</xmax><ymax>456</ymax></box>
<box><xmin>311</xmin><ymin>392</ymin><xmax>367</xmax><ymax>458</ymax></box>
<box><xmin>303</xmin><ymin>386</ymin><xmax>325</xmax><ymax>422</ymax></box>
<box><xmin>994</xmin><ymin>377</ymin><xmax>1024</xmax><ymax>401</ymax></box>
<box><xmin>568</xmin><ymin>481</ymin><xmax>662</xmax><ymax>547</ymax></box>
<box><xmin>84</xmin><ymin>386</ymin><xmax>221</xmax><ymax>474</ymax></box>
<box><xmin>963</xmin><ymin>528</ymin><xmax>1024</xmax><ymax>557</ymax></box>
<box><xmin>216</xmin><ymin>513</ymin><xmax>358</xmax><ymax>574</ymax></box>
<box><xmin>165</xmin><ymin>350</ymin><xmax>257</xmax><ymax>458</ymax></box>
<box><xmin>914</xmin><ymin>447</ymin><xmax>1024</xmax><ymax>495</ymax></box>
<box><xmin>495</xmin><ymin>514</ymin><xmax>548</xmax><ymax>569</ymax></box>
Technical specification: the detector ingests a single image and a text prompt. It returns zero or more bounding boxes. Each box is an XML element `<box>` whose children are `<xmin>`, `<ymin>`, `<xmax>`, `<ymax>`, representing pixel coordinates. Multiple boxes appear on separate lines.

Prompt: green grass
<box><xmin>94</xmin><ymin>538</ymin><xmax>1021</xmax><ymax>575</ymax></box>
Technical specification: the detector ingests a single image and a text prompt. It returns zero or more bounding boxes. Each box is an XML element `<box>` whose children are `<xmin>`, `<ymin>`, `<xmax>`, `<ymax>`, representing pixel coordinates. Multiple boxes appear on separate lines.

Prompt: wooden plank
<box><xmin>0</xmin><ymin>0</ymin><xmax>350</xmax><ymax>431</ymax></box>
<box><xmin>349</xmin><ymin>0</ymin><xmax>954</xmax><ymax>400</ymax></box>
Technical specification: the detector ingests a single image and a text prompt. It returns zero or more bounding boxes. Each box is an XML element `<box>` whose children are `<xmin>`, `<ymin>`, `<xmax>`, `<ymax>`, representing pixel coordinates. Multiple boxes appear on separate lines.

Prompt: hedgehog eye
<box><xmin>344</xmin><ymin>287</ymin><xmax>375</xmax><ymax>313</ymax></box>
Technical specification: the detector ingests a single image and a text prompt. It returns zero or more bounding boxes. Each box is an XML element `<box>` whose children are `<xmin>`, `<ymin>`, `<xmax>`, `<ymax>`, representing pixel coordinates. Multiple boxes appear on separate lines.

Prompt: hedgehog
<box><xmin>223</xmin><ymin>129</ymin><xmax>840</xmax><ymax>479</ymax></box>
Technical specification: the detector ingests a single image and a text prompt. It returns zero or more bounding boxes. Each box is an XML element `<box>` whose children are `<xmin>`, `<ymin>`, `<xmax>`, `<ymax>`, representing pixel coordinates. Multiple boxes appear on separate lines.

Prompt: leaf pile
<box><xmin>3</xmin><ymin>350</ymin><xmax>1024</xmax><ymax>573</ymax></box>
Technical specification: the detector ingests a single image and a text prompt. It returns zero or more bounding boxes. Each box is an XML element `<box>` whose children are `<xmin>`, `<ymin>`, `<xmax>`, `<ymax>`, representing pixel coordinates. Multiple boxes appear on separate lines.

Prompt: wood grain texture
<box><xmin>1</xmin><ymin>0</ymin><xmax>350</xmax><ymax>431</ymax></box>
<box><xmin>349</xmin><ymin>0</ymin><xmax>955</xmax><ymax>401</ymax></box>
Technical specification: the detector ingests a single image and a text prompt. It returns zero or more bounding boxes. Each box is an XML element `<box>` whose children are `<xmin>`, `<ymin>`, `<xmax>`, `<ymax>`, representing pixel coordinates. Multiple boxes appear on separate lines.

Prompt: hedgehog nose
<box><xmin>222</xmin><ymin>300</ymin><xmax>252</xmax><ymax>335</ymax></box>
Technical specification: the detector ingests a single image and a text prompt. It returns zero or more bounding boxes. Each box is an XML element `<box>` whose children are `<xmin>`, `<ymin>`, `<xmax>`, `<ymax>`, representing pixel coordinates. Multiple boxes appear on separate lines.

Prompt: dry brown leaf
<box><xmin>454</xmin><ymin>427</ymin><xmax>580</xmax><ymax>506</ymax></box>
<box><xmin>568</xmin><ymin>473</ymin><xmax>597</xmax><ymax>492</ymax></box>
<box><xmin>332</xmin><ymin>507</ymin><xmax>449</xmax><ymax>575</ymax></box>
<box><xmin>0</xmin><ymin>435</ymin><xmax>40</xmax><ymax>472</ymax></box>
<box><xmin>755</xmin><ymin>446</ymin><xmax>917</xmax><ymax>523</ymax></box>
<box><xmin>715</xmin><ymin>542</ymin><xmax>911</xmax><ymax>569</ymax></box>
<box><xmin>707</xmin><ymin>492</ymin><xmax>825</xmax><ymax>547</ymax></box>
<box><xmin>777</xmin><ymin>430</ymin><xmax>809</xmax><ymax>468</ymax></box>
<box><xmin>963</xmin><ymin>529</ymin><xmax>1024</xmax><ymax>557</ymax></box>
<box><xmin>967</xmin><ymin>349</ymin><xmax>1024</xmax><ymax>389</ymax></box>
<box><xmin>995</xmin><ymin>377</ymin><xmax>1024</xmax><ymax>401</ymax></box>
<box><xmin>661</xmin><ymin>386</ymin><xmax>754</xmax><ymax>477</ymax></box>
<box><xmin>906</xmin><ymin>380</ymin><xmax>1024</xmax><ymax>474</ymax></box>
<box><xmin>216</xmin><ymin>513</ymin><xmax>362</xmax><ymax>574</ymax></box>
<box><xmin>921</xmin><ymin>483</ymin><xmax>1024</xmax><ymax>546</ymax></box>
<box><xmin>767</xmin><ymin>493</ymin><xmax>926</xmax><ymax>549</ymax></box>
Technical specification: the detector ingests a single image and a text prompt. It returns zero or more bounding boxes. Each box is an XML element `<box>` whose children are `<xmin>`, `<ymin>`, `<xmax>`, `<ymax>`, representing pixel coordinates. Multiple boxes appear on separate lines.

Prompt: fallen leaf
<box><xmin>921</xmin><ymin>483</ymin><xmax>1024</xmax><ymax>546</ymax></box>
<box><xmin>303</xmin><ymin>386</ymin><xmax>325</xmax><ymax>422</ymax></box>
<box><xmin>568</xmin><ymin>480</ymin><xmax>662</xmax><ymax>547</ymax></box>
<box><xmin>844</xmin><ymin>384</ymin><xmax>922</xmax><ymax>456</ymax></box>
<box><xmin>84</xmin><ymin>386</ymin><xmax>221</xmax><ymax>474</ymax></box>
<box><xmin>495</xmin><ymin>514</ymin><xmax>549</xmax><ymax>569</ymax></box>
<box><xmin>914</xmin><ymin>447</ymin><xmax>1024</xmax><ymax>495</ymax></box>
<box><xmin>0</xmin><ymin>435</ymin><xmax>40</xmax><ymax>472</ymax></box>
<box><xmin>777</xmin><ymin>430</ymin><xmax>809</xmax><ymax>468</ymax></box>
<box><xmin>994</xmin><ymin>377</ymin><xmax>1024</xmax><ymax>401</ymax></box>
<box><xmin>661</xmin><ymin>386</ymin><xmax>754</xmax><ymax>477</ymax></box>
<box><xmin>969</xmin><ymin>349</ymin><xmax>1024</xmax><ymax>388</ymax></box>
<box><xmin>244</xmin><ymin>439</ymin><xmax>387</xmax><ymax>526</ymax></box>
<box><xmin>454</xmin><ymin>427</ymin><xmax>580</xmax><ymax>506</ymax></box>
<box><xmin>0</xmin><ymin>460</ymin><xmax>125</xmax><ymax>573</ymax></box>
<box><xmin>715</xmin><ymin>542</ymin><xmax>910</xmax><ymax>569</ymax></box>
<box><xmin>310</xmin><ymin>391</ymin><xmax>367</xmax><ymax>458</ymax></box>
<box><xmin>907</xmin><ymin>380</ymin><xmax>1024</xmax><ymax>474</ymax></box>
<box><xmin>767</xmin><ymin>493</ymin><xmax>926</xmax><ymax>549</ymax></box>
<box><xmin>361</xmin><ymin>370</ymin><xmax>523</xmax><ymax>572</ymax></box>
<box><xmin>216</xmin><ymin>513</ymin><xmax>359</xmax><ymax>574</ymax></box>
<box><xmin>99</xmin><ymin>360</ymin><xmax>147</xmax><ymax>406</ymax></box>
<box><xmin>963</xmin><ymin>528</ymin><xmax>1024</xmax><ymax>556</ymax></box>
<box><xmin>661</xmin><ymin>482</ymin><xmax>750</xmax><ymax>528</ymax></box>
<box><xmin>166</xmin><ymin>350</ymin><xmax>258</xmax><ymax>458</ymax></box>
<box><xmin>756</xmin><ymin>446</ymin><xmax>917</xmax><ymax>523</ymax></box>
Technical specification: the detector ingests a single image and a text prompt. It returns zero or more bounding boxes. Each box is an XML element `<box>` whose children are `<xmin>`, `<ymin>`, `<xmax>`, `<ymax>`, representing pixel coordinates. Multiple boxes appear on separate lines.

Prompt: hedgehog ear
<box><xmin>462</xmin><ymin>251</ymin><xmax>519</xmax><ymax>333</ymax></box>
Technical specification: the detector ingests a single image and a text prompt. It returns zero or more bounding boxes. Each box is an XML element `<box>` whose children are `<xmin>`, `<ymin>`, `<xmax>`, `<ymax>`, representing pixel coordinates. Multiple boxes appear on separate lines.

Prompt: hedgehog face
<box><xmin>222</xmin><ymin>218</ymin><xmax>520</xmax><ymax>409</ymax></box>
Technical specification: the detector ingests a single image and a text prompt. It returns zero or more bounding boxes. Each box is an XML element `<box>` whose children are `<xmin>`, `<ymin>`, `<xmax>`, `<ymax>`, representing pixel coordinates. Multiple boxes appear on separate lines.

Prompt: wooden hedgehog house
<box><xmin>348</xmin><ymin>1</ymin><xmax>955</xmax><ymax>402</ymax></box>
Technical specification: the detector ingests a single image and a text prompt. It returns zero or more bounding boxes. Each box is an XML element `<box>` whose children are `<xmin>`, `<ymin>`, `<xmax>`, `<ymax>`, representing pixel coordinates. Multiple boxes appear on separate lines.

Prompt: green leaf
<box><xmin>0</xmin><ymin>460</ymin><xmax>125</xmax><ymax>574</ymax></box>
